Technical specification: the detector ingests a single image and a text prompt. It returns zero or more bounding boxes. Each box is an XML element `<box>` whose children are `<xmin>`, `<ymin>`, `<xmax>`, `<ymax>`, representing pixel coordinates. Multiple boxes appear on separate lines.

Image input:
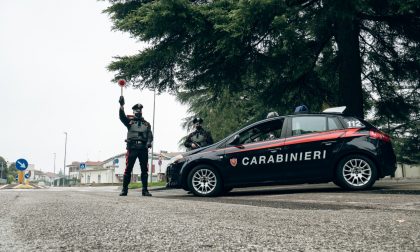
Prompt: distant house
<box><xmin>68</xmin><ymin>152</ymin><xmax>176</xmax><ymax>184</ymax></box>
<box><xmin>33</xmin><ymin>170</ymin><xmax>58</xmax><ymax>185</ymax></box>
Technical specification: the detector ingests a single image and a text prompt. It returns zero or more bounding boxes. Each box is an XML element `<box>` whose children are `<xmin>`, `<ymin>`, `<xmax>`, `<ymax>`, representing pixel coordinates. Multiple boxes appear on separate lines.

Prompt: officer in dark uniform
<box><xmin>184</xmin><ymin>117</ymin><xmax>214</xmax><ymax>151</ymax></box>
<box><xmin>118</xmin><ymin>96</ymin><xmax>153</xmax><ymax>197</ymax></box>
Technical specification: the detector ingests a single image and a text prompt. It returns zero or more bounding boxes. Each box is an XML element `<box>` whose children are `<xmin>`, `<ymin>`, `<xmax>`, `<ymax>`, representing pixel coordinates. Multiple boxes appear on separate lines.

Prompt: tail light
<box><xmin>369</xmin><ymin>130</ymin><xmax>391</xmax><ymax>142</ymax></box>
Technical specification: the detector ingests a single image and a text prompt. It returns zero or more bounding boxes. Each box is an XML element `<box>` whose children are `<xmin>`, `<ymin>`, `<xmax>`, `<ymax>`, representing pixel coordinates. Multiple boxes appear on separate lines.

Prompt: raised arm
<box><xmin>119</xmin><ymin>96</ymin><xmax>130</xmax><ymax>128</ymax></box>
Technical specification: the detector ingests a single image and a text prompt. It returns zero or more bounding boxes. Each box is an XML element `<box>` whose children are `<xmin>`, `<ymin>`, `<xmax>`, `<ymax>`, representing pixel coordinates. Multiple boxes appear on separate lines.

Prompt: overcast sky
<box><xmin>0</xmin><ymin>0</ymin><xmax>189</xmax><ymax>173</ymax></box>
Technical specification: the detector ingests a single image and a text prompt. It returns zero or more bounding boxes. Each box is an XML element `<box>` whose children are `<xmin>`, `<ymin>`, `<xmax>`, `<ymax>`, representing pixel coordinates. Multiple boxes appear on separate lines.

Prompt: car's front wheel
<box><xmin>187</xmin><ymin>165</ymin><xmax>222</xmax><ymax>197</ymax></box>
<box><xmin>336</xmin><ymin>154</ymin><xmax>377</xmax><ymax>190</ymax></box>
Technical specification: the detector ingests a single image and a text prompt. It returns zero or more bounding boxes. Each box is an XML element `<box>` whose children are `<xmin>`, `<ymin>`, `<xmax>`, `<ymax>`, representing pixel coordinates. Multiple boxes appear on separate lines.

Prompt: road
<box><xmin>0</xmin><ymin>180</ymin><xmax>419</xmax><ymax>251</ymax></box>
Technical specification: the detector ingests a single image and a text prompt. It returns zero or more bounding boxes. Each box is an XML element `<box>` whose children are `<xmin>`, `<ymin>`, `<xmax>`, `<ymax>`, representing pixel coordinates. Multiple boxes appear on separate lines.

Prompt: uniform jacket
<box><xmin>119</xmin><ymin>108</ymin><xmax>153</xmax><ymax>149</ymax></box>
<box><xmin>184</xmin><ymin>128</ymin><xmax>214</xmax><ymax>150</ymax></box>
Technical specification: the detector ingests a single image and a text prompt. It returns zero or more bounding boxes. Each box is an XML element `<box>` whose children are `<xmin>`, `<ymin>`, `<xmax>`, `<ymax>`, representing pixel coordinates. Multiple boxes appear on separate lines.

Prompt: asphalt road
<box><xmin>0</xmin><ymin>180</ymin><xmax>419</xmax><ymax>251</ymax></box>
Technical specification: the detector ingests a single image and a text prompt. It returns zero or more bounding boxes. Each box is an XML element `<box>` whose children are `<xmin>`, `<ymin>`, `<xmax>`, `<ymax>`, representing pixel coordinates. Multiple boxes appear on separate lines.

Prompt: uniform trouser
<box><xmin>122</xmin><ymin>148</ymin><xmax>149</xmax><ymax>192</ymax></box>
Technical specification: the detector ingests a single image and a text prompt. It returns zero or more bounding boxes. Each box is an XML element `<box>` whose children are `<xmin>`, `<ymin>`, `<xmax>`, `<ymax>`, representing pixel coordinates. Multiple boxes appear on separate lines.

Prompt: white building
<box><xmin>26</xmin><ymin>164</ymin><xmax>35</xmax><ymax>180</ymax></box>
<box><xmin>73</xmin><ymin>151</ymin><xmax>178</xmax><ymax>184</ymax></box>
<box><xmin>33</xmin><ymin>170</ymin><xmax>58</xmax><ymax>185</ymax></box>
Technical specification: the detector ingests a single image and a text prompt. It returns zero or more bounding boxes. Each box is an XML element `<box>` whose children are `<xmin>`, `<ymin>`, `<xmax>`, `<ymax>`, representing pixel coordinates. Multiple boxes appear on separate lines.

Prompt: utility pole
<box><xmin>53</xmin><ymin>153</ymin><xmax>56</xmax><ymax>186</ymax></box>
<box><xmin>149</xmin><ymin>89</ymin><xmax>156</xmax><ymax>183</ymax></box>
<box><xmin>63</xmin><ymin>132</ymin><xmax>68</xmax><ymax>187</ymax></box>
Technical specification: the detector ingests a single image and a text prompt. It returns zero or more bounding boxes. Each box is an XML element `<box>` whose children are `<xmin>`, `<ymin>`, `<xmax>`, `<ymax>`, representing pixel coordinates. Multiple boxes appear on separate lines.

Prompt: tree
<box><xmin>0</xmin><ymin>156</ymin><xmax>7</xmax><ymax>180</ymax></box>
<box><xmin>104</xmin><ymin>0</ymin><xmax>419</xmax><ymax>160</ymax></box>
<box><xmin>177</xmin><ymin>88</ymin><xmax>259</xmax><ymax>142</ymax></box>
<box><xmin>0</xmin><ymin>157</ymin><xmax>17</xmax><ymax>183</ymax></box>
<box><xmin>5</xmin><ymin>162</ymin><xmax>18</xmax><ymax>184</ymax></box>
<box><xmin>105</xmin><ymin>0</ymin><xmax>419</xmax><ymax>117</ymax></box>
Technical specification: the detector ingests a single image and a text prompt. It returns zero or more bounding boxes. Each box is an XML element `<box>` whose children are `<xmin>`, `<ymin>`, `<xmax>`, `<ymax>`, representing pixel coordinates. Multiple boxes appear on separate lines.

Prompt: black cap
<box><xmin>193</xmin><ymin>117</ymin><xmax>203</xmax><ymax>124</ymax></box>
<box><xmin>132</xmin><ymin>103</ymin><xmax>143</xmax><ymax>110</ymax></box>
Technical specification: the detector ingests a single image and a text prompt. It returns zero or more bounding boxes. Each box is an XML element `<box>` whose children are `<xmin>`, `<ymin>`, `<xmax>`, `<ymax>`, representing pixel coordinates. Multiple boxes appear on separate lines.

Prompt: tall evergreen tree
<box><xmin>105</xmin><ymin>0</ymin><xmax>419</xmax><ymax>117</ymax></box>
<box><xmin>104</xmin><ymin>0</ymin><xmax>419</xmax><ymax>160</ymax></box>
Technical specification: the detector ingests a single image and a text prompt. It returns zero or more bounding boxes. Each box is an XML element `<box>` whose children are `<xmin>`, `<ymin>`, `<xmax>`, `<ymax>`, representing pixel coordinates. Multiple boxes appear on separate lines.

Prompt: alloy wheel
<box><xmin>342</xmin><ymin>158</ymin><xmax>372</xmax><ymax>187</ymax></box>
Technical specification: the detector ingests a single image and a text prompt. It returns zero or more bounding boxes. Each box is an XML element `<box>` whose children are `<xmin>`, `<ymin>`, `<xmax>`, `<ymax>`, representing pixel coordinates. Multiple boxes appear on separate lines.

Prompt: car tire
<box><xmin>335</xmin><ymin>154</ymin><xmax>377</xmax><ymax>190</ymax></box>
<box><xmin>187</xmin><ymin>165</ymin><xmax>222</xmax><ymax>197</ymax></box>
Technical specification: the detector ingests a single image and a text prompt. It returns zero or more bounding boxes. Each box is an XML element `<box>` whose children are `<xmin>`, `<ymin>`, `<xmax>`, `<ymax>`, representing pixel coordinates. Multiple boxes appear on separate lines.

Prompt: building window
<box><xmin>98</xmin><ymin>175</ymin><xmax>101</xmax><ymax>183</ymax></box>
<box><xmin>87</xmin><ymin>175</ymin><xmax>90</xmax><ymax>183</ymax></box>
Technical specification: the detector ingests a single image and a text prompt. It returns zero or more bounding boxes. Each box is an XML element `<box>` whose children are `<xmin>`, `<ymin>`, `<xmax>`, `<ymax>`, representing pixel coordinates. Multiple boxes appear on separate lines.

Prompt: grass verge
<box><xmin>128</xmin><ymin>181</ymin><xmax>167</xmax><ymax>189</ymax></box>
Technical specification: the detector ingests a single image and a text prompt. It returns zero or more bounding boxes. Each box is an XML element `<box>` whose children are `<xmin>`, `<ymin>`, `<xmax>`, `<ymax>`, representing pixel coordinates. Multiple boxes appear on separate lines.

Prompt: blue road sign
<box><xmin>80</xmin><ymin>163</ymin><xmax>86</xmax><ymax>169</ymax></box>
<box><xmin>24</xmin><ymin>173</ymin><xmax>30</xmax><ymax>179</ymax></box>
<box><xmin>15</xmin><ymin>175</ymin><xmax>18</xmax><ymax>181</ymax></box>
<box><xmin>16</xmin><ymin>159</ymin><xmax>28</xmax><ymax>171</ymax></box>
<box><xmin>113</xmin><ymin>159</ymin><xmax>119</xmax><ymax>165</ymax></box>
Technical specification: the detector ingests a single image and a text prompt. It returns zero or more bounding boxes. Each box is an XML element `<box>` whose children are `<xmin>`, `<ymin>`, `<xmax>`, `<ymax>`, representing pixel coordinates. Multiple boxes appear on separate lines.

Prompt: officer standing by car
<box><xmin>118</xmin><ymin>96</ymin><xmax>153</xmax><ymax>197</ymax></box>
<box><xmin>184</xmin><ymin>117</ymin><xmax>214</xmax><ymax>151</ymax></box>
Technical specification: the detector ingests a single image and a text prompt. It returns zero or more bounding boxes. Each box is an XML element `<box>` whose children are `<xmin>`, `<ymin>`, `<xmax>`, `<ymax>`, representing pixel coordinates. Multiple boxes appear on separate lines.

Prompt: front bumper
<box><xmin>166</xmin><ymin>163</ymin><xmax>182</xmax><ymax>188</ymax></box>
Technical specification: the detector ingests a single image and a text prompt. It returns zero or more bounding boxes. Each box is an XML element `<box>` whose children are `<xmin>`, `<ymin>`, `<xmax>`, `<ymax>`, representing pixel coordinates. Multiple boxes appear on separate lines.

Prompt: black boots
<box><xmin>119</xmin><ymin>188</ymin><xmax>151</xmax><ymax>196</ymax></box>
<box><xmin>120</xmin><ymin>188</ymin><xmax>152</xmax><ymax>196</ymax></box>
<box><xmin>119</xmin><ymin>189</ymin><xmax>128</xmax><ymax>196</ymax></box>
<box><xmin>119</xmin><ymin>174</ymin><xmax>130</xmax><ymax>196</ymax></box>
<box><xmin>141</xmin><ymin>173</ymin><xmax>151</xmax><ymax>196</ymax></box>
<box><xmin>119</xmin><ymin>173</ymin><xmax>152</xmax><ymax>196</ymax></box>
<box><xmin>142</xmin><ymin>189</ymin><xmax>152</xmax><ymax>197</ymax></box>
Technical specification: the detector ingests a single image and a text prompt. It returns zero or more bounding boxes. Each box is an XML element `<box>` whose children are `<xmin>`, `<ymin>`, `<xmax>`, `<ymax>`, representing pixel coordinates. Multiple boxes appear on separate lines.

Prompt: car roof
<box><xmin>247</xmin><ymin>113</ymin><xmax>344</xmax><ymax>127</ymax></box>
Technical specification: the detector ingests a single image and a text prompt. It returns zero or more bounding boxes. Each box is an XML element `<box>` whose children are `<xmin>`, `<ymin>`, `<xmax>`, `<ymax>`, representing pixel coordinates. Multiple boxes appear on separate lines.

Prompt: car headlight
<box><xmin>170</xmin><ymin>154</ymin><xmax>185</xmax><ymax>164</ymax></box>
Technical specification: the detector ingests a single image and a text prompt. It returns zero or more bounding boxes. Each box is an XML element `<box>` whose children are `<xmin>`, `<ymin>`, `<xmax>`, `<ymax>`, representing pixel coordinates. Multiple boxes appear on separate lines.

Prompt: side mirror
<box><xmin>228</xmin><ymin>134</ymin><xmax>240</xmax><ymax>146</ymax></box>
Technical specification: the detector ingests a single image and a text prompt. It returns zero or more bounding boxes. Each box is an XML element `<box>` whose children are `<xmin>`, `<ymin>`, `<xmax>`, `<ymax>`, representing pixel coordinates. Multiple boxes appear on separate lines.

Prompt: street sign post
<box><xmin>16</xmin><ymin>158</ymin><xmax>28</xmax><ymax>184</ymax></box>
<box><xmin>16</xmin><ymin>159</ymin><xmax>28</xmax><ymax>171</ymax></box>
<box><xmin>79</xmin><ymin>163</ymin><xmax>86</xmax><ymax>185</ymax></box>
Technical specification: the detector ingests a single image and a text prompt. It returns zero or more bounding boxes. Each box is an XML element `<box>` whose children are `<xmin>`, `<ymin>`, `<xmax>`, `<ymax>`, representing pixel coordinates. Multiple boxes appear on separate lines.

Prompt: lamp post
<box><xmin>53</xmin><ymin>153</ymin><xmax>56</xmax><ymax>187</ymax></box>
<box><xmin>63</xmin><ymin>132</ymin><xmax>68</xmax><ymax>187</ymax></box>
<box><xmin>149</xmin><ymin>89</ymin><xmax>156</xmax><ymax>183</ymax></box>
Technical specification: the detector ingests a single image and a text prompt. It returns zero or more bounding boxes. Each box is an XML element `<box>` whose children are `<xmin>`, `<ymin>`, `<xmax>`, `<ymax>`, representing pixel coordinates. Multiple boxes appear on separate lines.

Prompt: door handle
<box><xmin>268</xmin><ymin>148</ymin><xmax>280</xmax><ymax>153</ymax></box>
<box><xmin>322</xmin><ymin>141</ymin><xmax>336</xmax><ymax>146</ymax></box>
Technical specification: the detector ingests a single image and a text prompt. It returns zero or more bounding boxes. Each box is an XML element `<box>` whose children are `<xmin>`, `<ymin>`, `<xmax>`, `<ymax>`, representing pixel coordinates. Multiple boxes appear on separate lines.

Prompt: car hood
<box><xmin>182</xmin><ymin>144</ymin><xmax>216</xmax><ymax>157</ymax></box>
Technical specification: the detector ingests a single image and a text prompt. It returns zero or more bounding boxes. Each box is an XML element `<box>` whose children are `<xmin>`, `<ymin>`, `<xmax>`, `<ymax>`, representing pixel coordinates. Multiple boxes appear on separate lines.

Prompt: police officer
<box><xmin>118</xmin><ymin>96</ymin><xmax>153</xmax><ymax>197</ymax></box>
<box><xmin>184</xmin><ymin>117</ymin><xmax>214</xmax><ymax>151</ymax></box>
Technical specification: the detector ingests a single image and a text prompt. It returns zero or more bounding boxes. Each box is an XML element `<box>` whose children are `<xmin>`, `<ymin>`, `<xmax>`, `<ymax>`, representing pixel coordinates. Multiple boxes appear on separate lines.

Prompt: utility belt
<box><xmin>126</xmin><ymin>139</ymin><xmax>147</xmax><ymax>149</ymax></box>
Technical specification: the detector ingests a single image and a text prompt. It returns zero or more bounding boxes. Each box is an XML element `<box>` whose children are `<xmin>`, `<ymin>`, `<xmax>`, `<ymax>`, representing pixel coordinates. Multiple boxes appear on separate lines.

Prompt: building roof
<box><xmin>44</xmin><ymin>172</ymin><xmax>58</xmax><ymax>178</ymax></box>
<box><xmin>67</xmin><ymin>161</ymin><xmax>102</xmax><ymax>168</ymax></box>
<box><xmin>32</xmin><ymin>169</ymin><xmax>58</xmax><ymax>178</ymax></box>
<box><xmin>102</xmin><ymin>153</ymin><xmax>126</xmax><ymax>164</ymax></box>
<box><xmin>34</xmin><ymin>170</ymin><xmax>45</xmax><ymax>176</ymax></box>
<box><xmin>85</xmin><ymin>161</ymin><xmax>102</xmax><ymax>166</ymax></box>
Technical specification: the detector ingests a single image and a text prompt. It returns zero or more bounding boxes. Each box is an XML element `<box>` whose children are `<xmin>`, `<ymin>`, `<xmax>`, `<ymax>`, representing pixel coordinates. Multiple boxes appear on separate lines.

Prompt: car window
<box><xmin>292</xmin><ymin>116</ymin><xmax>326</xmax><ymax>136</ymax></box>
<box><xmin>238</xmin><ymin>119</ymin><xmax>284</xmax><ymax>144</ymax></box>
<box><xmin>328</xmin><ymin>117</ymin><xmax>340</xmax><ymax>130</ymax></box>
<box><xmin>342</xmin><ymin>117</ymin><xmax>365</xmax><ymax>128</ymax></box>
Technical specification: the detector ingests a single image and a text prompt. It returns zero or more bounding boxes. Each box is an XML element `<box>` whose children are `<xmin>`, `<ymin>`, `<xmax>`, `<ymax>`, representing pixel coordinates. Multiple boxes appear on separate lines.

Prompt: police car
<box><xmin>166</xmin><ymin>107</ymin><xmax>397</xmax><ymax>197</ymax></box>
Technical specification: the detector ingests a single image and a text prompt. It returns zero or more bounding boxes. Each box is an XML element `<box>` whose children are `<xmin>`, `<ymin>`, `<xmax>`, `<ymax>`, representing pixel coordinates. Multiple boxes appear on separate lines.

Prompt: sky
<box><xmin>0</xmin><ymin>0</ymin><xmax>189</xmax><ymax>173</ymax></box>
